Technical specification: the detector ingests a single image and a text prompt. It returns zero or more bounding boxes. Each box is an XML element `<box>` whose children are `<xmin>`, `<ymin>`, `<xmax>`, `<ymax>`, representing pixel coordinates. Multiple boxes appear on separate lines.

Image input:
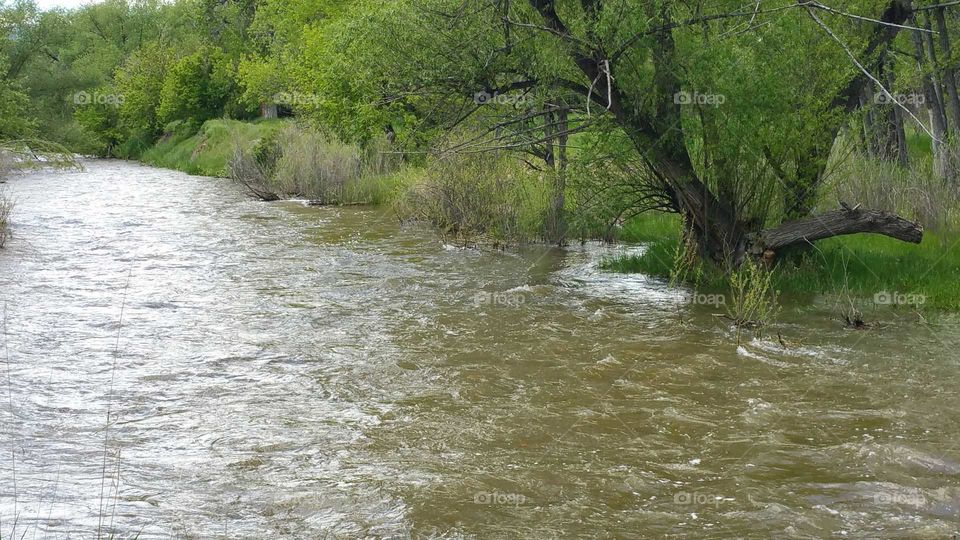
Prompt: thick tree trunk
<box><xmin>911</xmin><ymin>13</ymin><xmax>951</xmax><ymax>179</ymax></box>
<box><xmin>751</xmin><ymin>208</ymin><xmax>923</xmax><ymax>256</ymax></box>
<box><xmin>545</xmin><ymin>106</ymin><xmax>567</xmax><ymax>244</ymax></box>
<box><xmin>934</xmin><ymin>7</ymin><xmax>960</xmax><ymax>133</ymax></box>
<box><xmin>887</xmin><ymin>62</ymin><xmax>910</xmax><ymax>166</ymax></box>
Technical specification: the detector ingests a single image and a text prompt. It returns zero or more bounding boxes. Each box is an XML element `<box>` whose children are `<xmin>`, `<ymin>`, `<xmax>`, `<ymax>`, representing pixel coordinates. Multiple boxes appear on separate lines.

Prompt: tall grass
<box><xmin>827</xmin><ymin>151</ymin><xmax>959</xmax><ymax>234</ymax></box>
<box><xmin>726</xmin><ymin>260</ymin><xmax>780</xmax><ymax>344</ymax></box>
<box><xmin>227</xmin><ymin>123</ymin><xmax>402</xmax><ymax>204</ymax></box>
<box><xmin>269</xmin><ymin>125</ymin><xmax>362</xmax><ymax>202</ymax></box>
<box><xmin>0</xmin><ymin>190</ymin><xmax>11</xmax><ymax>249</ymax></box>
<box><xmin>394</xmin><ymin>154</ymin><xmax>550</xmax><ymax>246</ymax></box>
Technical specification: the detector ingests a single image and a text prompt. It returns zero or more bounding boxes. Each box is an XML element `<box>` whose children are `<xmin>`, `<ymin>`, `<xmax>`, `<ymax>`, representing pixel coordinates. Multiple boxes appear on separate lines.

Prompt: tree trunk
<box><xmin>751</xmin><ymin>208</ymin><xmax>923</xmax><ymax>255</ymax></box>
<box><xmin>934</xmin><ymin>7</ymin><xmax>960</xmax><ymax>133</ymax></box>
<box><xmin>910</xmin><ymin>14</ymin><xmax>950</xmax><ymax>179</ymax></box>
<box><xmin>542</xmin><ymin>106</ymin><xmax>555</xmax><ymax>169</ymax></box>
<box><xmin>922</xmin><ymin>12</ymin><xmax>949</xmax><ymax>131</ymax></box>
<box><xmin>545</xmin><ymin>106</ymin><xmax>567</xmax><ymax>244</ymax></box>
<box><xmin>860</xmin><ymin>86</ymin><xmax>880</xmax><ymax>158</ymax></box>
<box><xmin>887</xmin><ymin>61</ymin><xmax>910</xmax><ymax>166</ymax></box>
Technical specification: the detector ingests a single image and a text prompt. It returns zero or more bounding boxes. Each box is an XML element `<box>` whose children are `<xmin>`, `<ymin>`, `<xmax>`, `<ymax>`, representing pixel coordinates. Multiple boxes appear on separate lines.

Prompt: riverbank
<box><xmin>140</xmin><ymin>119</ymin><xmax>287</xmax><ymax>177</ymax></box>
<box><xmin>603</xmin><ymin>214</ymin><xmax>960</xmax><ymax>312</ymax></box>
<box><xmin>132</xmin><ymin>119</ymin><xmax>960</xmax><ymax>313</ymax></box>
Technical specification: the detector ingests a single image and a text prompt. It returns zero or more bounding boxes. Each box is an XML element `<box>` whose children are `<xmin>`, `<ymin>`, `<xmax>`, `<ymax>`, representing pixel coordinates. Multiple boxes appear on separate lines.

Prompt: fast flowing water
<box><xmin>1</xmin><ymin>160</ymin><xmax>959</xmax><ymax>539</ymax></box>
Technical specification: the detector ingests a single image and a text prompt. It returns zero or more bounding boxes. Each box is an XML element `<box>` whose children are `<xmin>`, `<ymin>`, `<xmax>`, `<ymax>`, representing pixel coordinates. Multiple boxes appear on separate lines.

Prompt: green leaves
<box><xmin>157</xmin><ymin>46</ymin><xmax>236</xmax><ymax>127</ymax></box>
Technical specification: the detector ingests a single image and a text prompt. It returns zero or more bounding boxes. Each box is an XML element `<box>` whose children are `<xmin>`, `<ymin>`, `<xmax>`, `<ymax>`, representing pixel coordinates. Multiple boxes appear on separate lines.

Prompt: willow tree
<box><xmin>302</xmin><ymin>0</ymin><xmax>925</xmax><ymax>265</ymax></box>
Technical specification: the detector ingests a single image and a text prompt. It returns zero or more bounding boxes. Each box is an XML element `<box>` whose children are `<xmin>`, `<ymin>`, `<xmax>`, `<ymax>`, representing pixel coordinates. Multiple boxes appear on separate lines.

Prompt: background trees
<box><xmin>2</xmin><ymin>0</ymin><xmax>958</xmax><ymax>266</ymax></box>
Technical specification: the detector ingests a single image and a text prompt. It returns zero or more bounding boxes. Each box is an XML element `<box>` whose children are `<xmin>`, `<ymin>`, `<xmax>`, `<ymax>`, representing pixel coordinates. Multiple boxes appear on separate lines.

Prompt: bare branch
<box><xmin>805</xmin><ymin>5</ymin><xmax>939</xmax><ymax>142</ymax></box>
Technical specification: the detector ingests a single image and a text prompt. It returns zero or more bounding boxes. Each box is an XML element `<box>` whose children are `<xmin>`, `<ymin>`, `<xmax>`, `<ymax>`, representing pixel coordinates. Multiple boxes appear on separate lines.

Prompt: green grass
<box><xmin>603</xmin><ymin>221</ymin><xmax>960</xmax><ymax>310</ymax></box>
<box><xmin>343</xmin><ymin>166</ymin><xmax>422</xmax><ymax>206</ymax></box>
<box><xmin>616</xmin><ymin>212</ymin><xmax>682</xmax><ymax>243</ymax></box>
<box><xmin>141</xmin><ymin>118</ymin><xmax>287</xmax><ymax>177</ymax></box>
<box><xmin>905</xmin><ymin>125</ymin><xmax>933</xmax><ymax>161</ymax></box>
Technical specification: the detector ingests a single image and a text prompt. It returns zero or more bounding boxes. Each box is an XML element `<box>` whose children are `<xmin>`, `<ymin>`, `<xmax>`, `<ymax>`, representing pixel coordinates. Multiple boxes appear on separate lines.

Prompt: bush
<box><xmin>226</xmin><ymin>123</ymin><xmax>402</xmax><ymax>204</ymax></box>
<box><xmin>269</xmin><ymin>124</ymin><xmax>362</xmax><ymax>201</ymax></box>
<box><xmin>157</xmin><ymin>48</ymin><xmax>235</xmax><ymax>127</ymax></box>
<box><xmin>395</xmin><ymin>154</ymin><xmax>549</xmax><ymax>245</ymax></box>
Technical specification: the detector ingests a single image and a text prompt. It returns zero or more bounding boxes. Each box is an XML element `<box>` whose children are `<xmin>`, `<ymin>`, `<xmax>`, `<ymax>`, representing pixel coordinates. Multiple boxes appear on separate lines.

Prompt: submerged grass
<box><xmin>603</xmin><ymin>219</ymin><xmax>960</xmax><ymax>310</ymax></box>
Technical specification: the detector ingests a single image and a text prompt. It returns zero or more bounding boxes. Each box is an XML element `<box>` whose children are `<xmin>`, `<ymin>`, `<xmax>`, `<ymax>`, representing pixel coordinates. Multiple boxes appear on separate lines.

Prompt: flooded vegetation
<box><xmin>2</xmin><ymin>161</ymin><xmax>959</xmax><ymax>537</ymax></box>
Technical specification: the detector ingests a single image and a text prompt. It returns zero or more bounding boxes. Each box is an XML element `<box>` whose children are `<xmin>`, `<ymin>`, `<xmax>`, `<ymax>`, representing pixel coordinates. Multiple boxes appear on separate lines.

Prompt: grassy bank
<box><xmin>141</xmin><ymin>119</ymin><xmax>288</xmax><ymax>177</ymax></box>
<box><xmin>138</xmin><ymin>119</ymin><xmax>960</xmax><ymax>311</ymax></box>
<box><xmin>603</xmin><ymin>214</ymin><xmax>960</xmax><ymax>311</ymax></box>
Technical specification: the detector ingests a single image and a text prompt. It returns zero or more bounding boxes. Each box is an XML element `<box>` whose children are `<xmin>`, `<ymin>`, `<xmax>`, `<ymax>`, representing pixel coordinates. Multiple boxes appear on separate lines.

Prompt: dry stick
<box><xmin>2</xmin><ymin>302</ymin><xmax>17</xmax><ymax>537</ymax></box>
<box><xmin>96</xmin><ymin>268</ymin><xmax>132</xmax><ymax>540</ymax></box>
<box><xmin>39</xmin><ymin>460</ymin><xmax>60</xmax><ymax>540</ymax></box>
<box><xmin>805</xmin><ymin>6</ymin><xmax>941</xmax><ymax>144</ymax></box>
<box><xmin>108</xmin><ymin>448</ymin><xmax>121</xmax><ymax>535</ymax></box>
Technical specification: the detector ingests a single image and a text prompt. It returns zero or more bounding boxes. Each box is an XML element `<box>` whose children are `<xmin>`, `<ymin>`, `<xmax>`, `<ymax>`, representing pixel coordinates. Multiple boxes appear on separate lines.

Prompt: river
<box><xmin>1</xmin><ymin>160</ymin><xmax>959</xmax><ymax>538</ymax></box>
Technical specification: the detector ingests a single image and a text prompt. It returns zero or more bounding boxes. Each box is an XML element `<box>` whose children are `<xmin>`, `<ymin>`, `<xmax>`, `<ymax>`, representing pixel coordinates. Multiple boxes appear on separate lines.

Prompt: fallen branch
<box><xmin>750</xmin><ymin>208</ymin><xmax>923</xmax><ymax>254</ymax></box>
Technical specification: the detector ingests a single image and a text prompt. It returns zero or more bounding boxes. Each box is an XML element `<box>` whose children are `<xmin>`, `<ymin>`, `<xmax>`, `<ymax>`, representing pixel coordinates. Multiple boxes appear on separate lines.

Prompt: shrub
<box><xmin>726</xmin><ymin>260</ymin><xmax>780</xmax><ymax>344</ymax></box>
<box><xmin>395</xmin><ymin>154</ymin><xmax>548</xmax><ymax>245</ymax></box>
<box><xmin>226</xmin><ymin>123</ymin><xmax>401</xmax><ymax>204</ymax></box>
<box><xmin>270</xmin><ymin>124</ymin><xmax>362</xmax><ymax>201</ymax></box>
<box><xmin>157</xmin><ymin>48</ymin><xmax>235</xmax><ymax>127</ymax></box>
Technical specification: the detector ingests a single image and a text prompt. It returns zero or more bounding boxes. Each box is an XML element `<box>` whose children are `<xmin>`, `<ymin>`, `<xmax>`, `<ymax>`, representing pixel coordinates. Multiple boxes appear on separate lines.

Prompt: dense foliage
<box><xmin>2</xmin><ymin>0</ymin><xmax>959</xmax><ymax>259</ymax></box>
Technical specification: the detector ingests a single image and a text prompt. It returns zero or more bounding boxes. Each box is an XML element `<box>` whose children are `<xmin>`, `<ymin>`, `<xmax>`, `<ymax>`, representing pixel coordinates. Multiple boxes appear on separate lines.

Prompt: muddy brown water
<box><xmin>1</xmin><ymin>160</ymin><xmax>959</xmax><ymax>538</ymax></box>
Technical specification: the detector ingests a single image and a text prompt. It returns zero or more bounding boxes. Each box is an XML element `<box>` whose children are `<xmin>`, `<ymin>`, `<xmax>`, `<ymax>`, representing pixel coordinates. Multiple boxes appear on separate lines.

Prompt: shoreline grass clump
<box><xmin>227</xmin><ymin>122</ymin><xmax>403</xmax><ymax>205</ymax></box>
<box><xmin>726</xmin><ymin>260</ymin><xmax>780</xmax><ymax>344</ymax></box>
<box><xmin>394</xmin><ymin>154</ymin><xmax>550</xmax><ymax>246</ymax></box>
